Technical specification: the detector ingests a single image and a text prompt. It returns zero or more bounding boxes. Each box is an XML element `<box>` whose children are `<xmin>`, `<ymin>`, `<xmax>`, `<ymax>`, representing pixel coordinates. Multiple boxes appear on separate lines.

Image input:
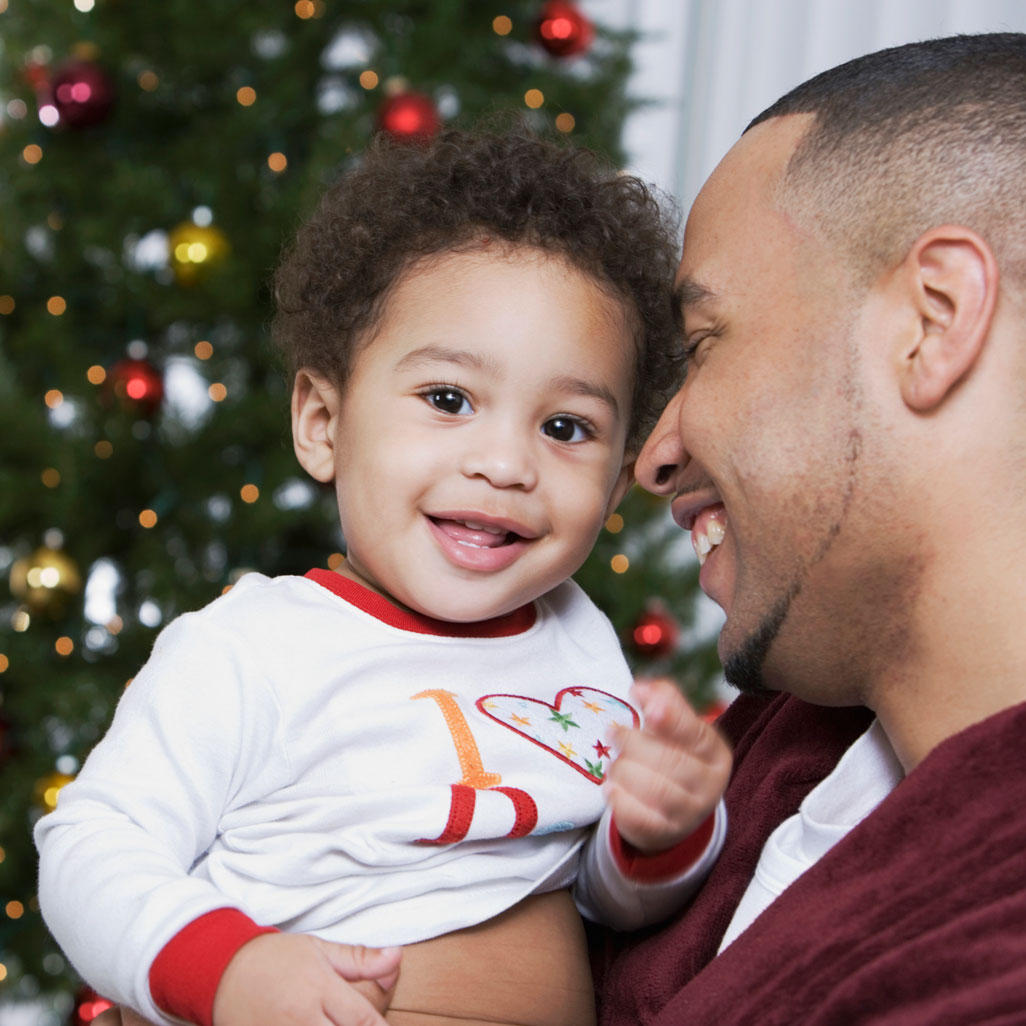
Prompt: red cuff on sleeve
<box><xmin>609</xmin><ymin>809</ymin><xmax>717</xmax><ymax>883</ymax></box>
<box><xmin>149</xmin><ymin>907</ymin><xmax>278</xmax><ymax>1026</ymax></box>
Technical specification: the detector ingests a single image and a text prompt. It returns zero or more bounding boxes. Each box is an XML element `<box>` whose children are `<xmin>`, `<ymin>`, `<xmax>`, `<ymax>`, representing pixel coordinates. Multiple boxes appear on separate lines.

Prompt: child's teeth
<box><xmin>463</xmin><ymin>520</ymin><xmax>504</xmax><ymax>534</ymax></box>
<box><xmin>707</xmin><ymin>519</ymin><xmax>725</xmax><ymax>545</ymax></box>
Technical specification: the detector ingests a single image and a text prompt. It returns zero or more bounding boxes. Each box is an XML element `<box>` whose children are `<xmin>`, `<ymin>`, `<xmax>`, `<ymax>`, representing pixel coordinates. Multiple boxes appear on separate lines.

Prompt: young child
<box><xmin>35</xmin><ymin>127</ymin><xmax>731</xmax><ymax>1026</ymax></box>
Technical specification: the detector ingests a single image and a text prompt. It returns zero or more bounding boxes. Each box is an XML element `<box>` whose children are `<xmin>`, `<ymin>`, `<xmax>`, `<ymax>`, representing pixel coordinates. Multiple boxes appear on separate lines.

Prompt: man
<box><xmin>595</xmin><ymin>31</ymin><xmax>1026</xmax><ymax>1024</ymax></box>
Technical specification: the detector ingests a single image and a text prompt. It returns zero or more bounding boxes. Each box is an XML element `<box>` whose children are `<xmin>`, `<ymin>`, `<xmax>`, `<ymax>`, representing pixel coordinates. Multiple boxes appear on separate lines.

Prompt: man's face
<box><xmin>637</xmin><ymin>116</ymin><xmax>895</xmax><ymax>701</ymax></box>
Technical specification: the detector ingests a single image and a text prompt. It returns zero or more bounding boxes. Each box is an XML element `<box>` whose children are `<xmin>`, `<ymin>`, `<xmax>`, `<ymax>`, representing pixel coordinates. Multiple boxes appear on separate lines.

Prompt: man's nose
<box><xmin>635</xmin><ymin>390</ymin><xmax>688</xmax><ymax>495</ymax></box>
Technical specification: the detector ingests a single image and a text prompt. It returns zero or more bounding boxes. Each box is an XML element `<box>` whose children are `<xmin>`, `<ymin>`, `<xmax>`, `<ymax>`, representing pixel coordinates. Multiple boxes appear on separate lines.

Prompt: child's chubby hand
<box><xmin>212</xmin><ymin>933</ymin><xmax>401</xmax><ymax>1026</ymax></box>
<box><xmin>604</xmin><ymin>678</ymin><xmax>732</xmax><ymax>854</ymax></box>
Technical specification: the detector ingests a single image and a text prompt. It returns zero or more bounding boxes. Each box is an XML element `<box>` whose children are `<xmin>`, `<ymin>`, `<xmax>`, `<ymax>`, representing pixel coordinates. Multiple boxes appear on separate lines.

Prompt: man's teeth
<box><xmin>693</xmin><ymin>519</ymin><xmax>725</xmax><ymax>565</ymax></box>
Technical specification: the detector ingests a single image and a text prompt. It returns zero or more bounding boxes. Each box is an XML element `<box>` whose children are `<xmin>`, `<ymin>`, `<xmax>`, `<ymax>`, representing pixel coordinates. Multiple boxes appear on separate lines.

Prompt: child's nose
<box><xmin>460</xmin><ymin>427</ymin><xmax>538</xmax><ymax>490</ymax></box>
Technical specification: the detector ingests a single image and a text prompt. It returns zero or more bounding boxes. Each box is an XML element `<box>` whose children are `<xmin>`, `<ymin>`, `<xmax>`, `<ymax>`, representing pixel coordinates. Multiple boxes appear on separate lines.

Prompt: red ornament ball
<box><xmin>534</xmin><ymin>1</ymin><xmax>594</xmax><ymax>58</ymax></box>
<box><xmin>50</xmin><ymin>60</ymin><xmax>116</xmax><ymax>129</ymax></box>
<box><xmin>106</xmin><ymin>358</ymin><xmax>164</xmax><ymax>416</ymax></box>
<box><xmin>71</xmin><ymin>986</ymin><xmax>114</xmax><ymax>1025</ymax></box>
<box><xmin>630</xmin><ymin>606</ymin><xmax>680</xmax><ymax>659</ymax></box>
<box><xmin>377</xmin><ymin>92</ymin><xmax>440</xmax><ymax>142</ymax></box>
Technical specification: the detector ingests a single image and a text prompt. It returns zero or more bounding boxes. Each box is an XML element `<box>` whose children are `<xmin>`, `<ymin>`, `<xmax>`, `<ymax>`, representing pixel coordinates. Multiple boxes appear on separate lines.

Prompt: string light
<box><xmin>327</xmin><ymin>552</ymin><xmax>345</xmax><ymax>570</ymax></box>
<box><xmin>138</xmin><ymin>70</ymin><xmax>159</xmax><ymax>91</ymax></box>
<box><xmin>0</xmin><ymin>296</ymin><xmax>14</xmax><ymax>315</ymax></box>
<box><xmin>493</xmin><ymin>15</ymin><xmax>513</xmax><ymax>35</ymax></box>
<box><xmin>41</xmin><ymin>468</ymin><xmax>61</xmax><ymax>488</ymax></box>
<box><xmin>267</xmin><ymin>151</ymin><xmax>287</xmax><ymax>173</ymax></box>
<box><xmin>94</xmin><ymin>440</ymin><xmax>113</xmax><ymax>458</ymax></box>
<box><xmin>0</xmin><ymin>654</ymin><xmax>8</xmax><ymax>672</ymax></box>
<box><xmin>209</xmin><ymin>383</ymin><xmax>227</xmax><ymax>401</ymax></box>
<box><xmin>5</xmin><ymin>901</ymin><xmax>24</xmax><ymax>920</ymax></box>
<box><xmin>87</xmin><ymin>364</ymin><xmax>106</xmax><ymax>384</ymax></box>
<box><xmin>524</xmin><ymin>89</ymin><xmax>544</xmax><ymax>109</ymax></box>
<box><xmin>55</xmin><ymin>636</ymin><xmax>74</xmax><ymax>657</ymax></box>
<box><xmin>46</xmin><ymin>296</ymin><xmax>67</xmax><ymax>316</ymax></box>
<box><xmin>359</xmin><ymin>70</ymin><xmax>379</xmax><ymax>90</ymax></box>
<box><xmin>611</xmin><ymin>554</ymin><xmax>629</xmax><ymax>574</ymax></box>
<box><xmin>240</xmin><ymin>484</ymin><xmax>260</xmax><ymax>503</ymax></box>
<box><xmin>555</xmin><ymin>112</ymin><xmax>575</xmax><ymax>133</ymax></box>
<box><xmin>139</xmin><ymin>509</ymin><xmax>158</xmax><ymax>528</ymax></box>
<box><xmin>22</xmin><ymin>144</ymin><xmax>43</xmax><ymax>165</ymax></box>
<box><xmin>194</xmin><ymin>340</ymin><xmax>213</xmax><ymax>359</ymax></box>
<box><xmin>236</xmin><ymin>86</ymin><xmax>257</xmax><ymax>107</ymax></box>
<box><xmin>44</xmin><ymin>389</ymin><xmax>64</xmax><ymax>408</ymax></box>
<box><xmin>605</xmin><ymin>513</ymin><xmax>624</xmax><ymax>533</ymax></box>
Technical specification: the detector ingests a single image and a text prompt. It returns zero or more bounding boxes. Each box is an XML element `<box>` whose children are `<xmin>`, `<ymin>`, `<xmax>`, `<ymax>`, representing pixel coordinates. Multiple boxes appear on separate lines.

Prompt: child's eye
<box><xmin>542</xmin><ymin>416</ymin><xmax>592</xmax><ymax>443</ymax></box>
<box><xmin>423</xmin><ymin>387</ymin><xmax>473</xmax><ymax>416</ymax></box>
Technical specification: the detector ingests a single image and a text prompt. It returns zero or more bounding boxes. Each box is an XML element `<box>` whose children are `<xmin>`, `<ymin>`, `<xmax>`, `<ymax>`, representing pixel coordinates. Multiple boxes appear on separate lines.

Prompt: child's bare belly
<box><xmin>387</xmin><ymin>889</ymin><xmax>596</xmax><ymax>1026</ymax></box>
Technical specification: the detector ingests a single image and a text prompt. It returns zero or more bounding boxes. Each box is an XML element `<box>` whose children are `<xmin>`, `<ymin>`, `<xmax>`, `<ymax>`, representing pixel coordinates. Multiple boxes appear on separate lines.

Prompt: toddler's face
<box><xmin>326</xmin><ymin>246</ymin><xmax>635</xmax><ymax>622</ymax></box>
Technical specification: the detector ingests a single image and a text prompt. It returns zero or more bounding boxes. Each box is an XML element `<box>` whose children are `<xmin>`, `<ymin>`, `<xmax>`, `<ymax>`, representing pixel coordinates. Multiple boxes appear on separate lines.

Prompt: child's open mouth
<box><xmin>429</xmin><ymin>517</ymin><xmax>522</xmax><ymax>548</ymax></box>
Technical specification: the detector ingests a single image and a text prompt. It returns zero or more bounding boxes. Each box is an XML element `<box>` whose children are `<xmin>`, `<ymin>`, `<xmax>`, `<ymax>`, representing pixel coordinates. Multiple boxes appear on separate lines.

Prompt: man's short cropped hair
<box><xmin>273</xmin><ymin>124</ymin><xmax>683</xmax><ymax>449</ymax></box>
<box><xmin>748</xmin><ymin>32</ymin><xmax>1026</xmax><ymax>289</ymax></box>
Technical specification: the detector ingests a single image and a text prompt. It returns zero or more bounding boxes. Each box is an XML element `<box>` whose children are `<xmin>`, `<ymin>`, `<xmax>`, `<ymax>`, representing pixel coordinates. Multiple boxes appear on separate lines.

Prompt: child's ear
<box><xmin>604</xmin><ymin>459</ymin><xmax>635</xmax><ymax>516</ymax></box>
<box><xmin>896</xmin><ymin>226</ymin><xmax>998</xmax><ymax>412</ymax></box>
<box><xmin>291</xmin><ymin>369</ymin><xmax>342</xmax><ymax>483</ymax></box>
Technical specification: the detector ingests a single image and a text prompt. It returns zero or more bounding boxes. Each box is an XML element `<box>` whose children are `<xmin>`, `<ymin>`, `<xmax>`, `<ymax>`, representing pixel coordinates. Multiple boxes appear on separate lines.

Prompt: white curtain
<box><xmin>593</xmin><ymin>0</ymin><xmax>1026</xmax><ymax>207</ymax></box>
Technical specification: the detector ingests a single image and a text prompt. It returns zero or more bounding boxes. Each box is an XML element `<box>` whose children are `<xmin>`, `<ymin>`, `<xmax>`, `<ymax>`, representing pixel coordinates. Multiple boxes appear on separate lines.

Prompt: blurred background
<box><xmin>2</xmin><ymin>1</ymin><xmax>1025</xmax><ymax>1022</ymax></box>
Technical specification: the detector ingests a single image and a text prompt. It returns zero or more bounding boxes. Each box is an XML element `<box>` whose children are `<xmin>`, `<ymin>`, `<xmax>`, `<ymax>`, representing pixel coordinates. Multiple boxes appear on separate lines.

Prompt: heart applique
<box><xmin>476</xmin><ymin>687</ymin><xmax>640</xmax><ymax>784</ymax></box>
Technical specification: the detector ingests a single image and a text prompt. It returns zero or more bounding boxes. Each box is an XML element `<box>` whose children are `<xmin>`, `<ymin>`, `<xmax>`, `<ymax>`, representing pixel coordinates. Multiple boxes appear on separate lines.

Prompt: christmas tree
<box><xmin>0</xmin><ymin>1</ymin><xmax>720</xmax><ymax>1014</ymax></box>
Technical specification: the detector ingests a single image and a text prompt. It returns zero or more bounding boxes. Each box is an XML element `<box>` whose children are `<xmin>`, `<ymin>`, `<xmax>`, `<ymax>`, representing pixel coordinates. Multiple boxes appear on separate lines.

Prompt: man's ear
<box><xmin>291</xmin><ymin>369</ymin><xmax>342</xmax><ymax>483</ymax></box>
<box><xmin>897</xmin><ymin>226</ymin><xmax>998</xmax><ymax>412</ymax></box>
<box><xmin>604</xmin><ymin>459</ymin><xmax>636</xmax><ymax>517</ymax></box>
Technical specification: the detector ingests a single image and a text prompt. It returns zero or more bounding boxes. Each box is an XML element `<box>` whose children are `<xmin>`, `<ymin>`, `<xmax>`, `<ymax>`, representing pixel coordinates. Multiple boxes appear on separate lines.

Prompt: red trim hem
<box><xmin>149</xmin><ymin>908</ymin><xmax>278</xmax><ymax>1026</ymax></box>
<box><xmin>305</xmin><ymin>567</ymin><xmax>536</xmax><ymax>637</ymax></box>
<box><xmin>608</xmin><ymin>810</ymin><xmax>717</xmax><ymax>882</ymax></box>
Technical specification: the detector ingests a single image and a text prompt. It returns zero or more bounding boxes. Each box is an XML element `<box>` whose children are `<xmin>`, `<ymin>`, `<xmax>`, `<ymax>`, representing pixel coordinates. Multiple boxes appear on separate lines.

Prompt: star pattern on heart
<box><xmin>476</xmin><ymin>686</ymin><xmax>639</xmax><ymax>783</ymax></box>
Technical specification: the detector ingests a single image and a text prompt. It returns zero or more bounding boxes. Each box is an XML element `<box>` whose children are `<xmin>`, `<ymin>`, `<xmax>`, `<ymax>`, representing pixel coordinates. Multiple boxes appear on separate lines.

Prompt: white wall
<box><xmin>593</xmin><ymin>0</ymin><xmax>1026</xmax><ymax>208</ymax></box>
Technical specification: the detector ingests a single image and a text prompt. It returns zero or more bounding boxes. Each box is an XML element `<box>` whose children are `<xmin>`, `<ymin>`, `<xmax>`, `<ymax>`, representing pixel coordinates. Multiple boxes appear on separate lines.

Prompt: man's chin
<box><xmin>719</xmin><ymin>593</ymin><xmax>793</xmax><ymax>696</ymax></box>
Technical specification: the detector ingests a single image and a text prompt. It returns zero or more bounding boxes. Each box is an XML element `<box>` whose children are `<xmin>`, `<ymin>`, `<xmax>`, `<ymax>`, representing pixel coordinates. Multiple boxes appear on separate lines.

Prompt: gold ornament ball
<box><xmin>169</xmin><ymin>221</ymin><xmax>230</xmax><ymax>284</ymax></box>
<box><xmin>35</xmin><ymin>771</ymin><xmax>75</xmax><ymax>812</ymax></box>
<box><xmin>9</xmin><ymin>546</ymin><xmax>83</xmax><ymax>618</ymax></box>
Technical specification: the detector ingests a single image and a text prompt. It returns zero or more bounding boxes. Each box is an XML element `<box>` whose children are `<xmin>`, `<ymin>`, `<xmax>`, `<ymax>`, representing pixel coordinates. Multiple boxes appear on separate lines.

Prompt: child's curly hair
<box><xmin>272</xmin><ymin>124</ymin><xmax>683</xmax><ymax>449</ymax></box>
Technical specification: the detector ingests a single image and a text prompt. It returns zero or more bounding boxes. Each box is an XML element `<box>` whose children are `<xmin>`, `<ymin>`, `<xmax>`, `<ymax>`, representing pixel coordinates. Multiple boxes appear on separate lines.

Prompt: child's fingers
<box><xmin>605</xmin><ymin>780</ymin><xmax>694</xmax><ymax>854</ymax></box>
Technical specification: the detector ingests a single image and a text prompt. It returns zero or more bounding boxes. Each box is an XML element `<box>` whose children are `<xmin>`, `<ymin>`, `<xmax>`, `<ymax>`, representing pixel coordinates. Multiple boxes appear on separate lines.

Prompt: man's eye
<box><xmin>542</xmin><ymin>416</ymin><xmax>591</xmax><ymax>443</ymax></box>
<box><xmin>424</xmin><ymin>388</ymin><xmax>472</xmax><ymax>415</ymax></box>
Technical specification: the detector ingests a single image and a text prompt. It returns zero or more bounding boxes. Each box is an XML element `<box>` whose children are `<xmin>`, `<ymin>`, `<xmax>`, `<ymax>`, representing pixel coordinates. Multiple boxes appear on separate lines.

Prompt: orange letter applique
<box><xmin>413</xmin><ymin>689</ymin><xmax>537</xmax><ymax>844</ymax></box>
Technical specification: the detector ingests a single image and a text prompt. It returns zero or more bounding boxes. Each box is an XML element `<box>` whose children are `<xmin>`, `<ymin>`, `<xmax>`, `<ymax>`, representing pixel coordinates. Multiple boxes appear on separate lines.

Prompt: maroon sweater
<box><xmin>595</xmin><ymin>693</ymin><xmax>1026</xmax><ymax>1024</ymax></box>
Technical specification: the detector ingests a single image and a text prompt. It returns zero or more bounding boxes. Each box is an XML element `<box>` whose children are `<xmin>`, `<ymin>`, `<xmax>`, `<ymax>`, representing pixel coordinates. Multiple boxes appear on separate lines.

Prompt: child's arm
<box><xmin>574</xmin><ymin>677</ymin><xmax>732</xmax><ymax>930</ymax></box>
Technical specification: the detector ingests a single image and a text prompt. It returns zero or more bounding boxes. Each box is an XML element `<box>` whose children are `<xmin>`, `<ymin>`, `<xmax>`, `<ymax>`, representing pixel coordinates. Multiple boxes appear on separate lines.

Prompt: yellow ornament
<box><xmin>168</xmin><ymin>221</ymin><xmax>230</xmax><ymax>285</ymax></box>
<box><xmin>35</xmin><ymin>771</ymin><xmax>75</xmax><ymax>812</ymax></box>
<box><xmin>9</xmin><ymin>546</ymin><xmax>82</xmax><ymax>618</ymax></box>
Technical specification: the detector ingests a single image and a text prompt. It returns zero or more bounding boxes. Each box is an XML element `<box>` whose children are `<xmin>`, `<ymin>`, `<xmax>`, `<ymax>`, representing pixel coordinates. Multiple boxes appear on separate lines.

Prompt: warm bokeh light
<box><xmin>209</xmin><ymin>382</ymin><xmax>228</xmax><ymax>402</ymax></box>
<box><xmin>194</xmin><ymin>340</ymin><xmax>214</xmax><ymax>360</ymax></box>
<box><xmin>138</xmin><ymin>70</ymin><xmax>159</xmax><ymax>91</ymax></box>
<box><xmin>138</xmin><ymin>509</ymin><xmax>158</xmax><ymax>528</ymax></box>
<box><xmin>41</xmin><ymin>468</ymin><xmax>61</xmax><ymax>488</ymax></box>
<box><xmin>94</xmin><ymin>440</ymin><xmax>114</xmax><ymax>459</ymax></box>
<box><xmin>44</xmin><ymin>389</ymin><xmax>64</xmax><ymax>408</ymax></box>
<box><xmin>46</xmin><ymin>295</ymin><xmax>67</xmax><ymax>316</ymax></box>
<box><xmin>236</xmin><ymin>86</ymin><xmax>257</xmax><ymax>107</ymax></box>
<box><xmin>22</xmin><ymin>144</ymin><xmax>43</xmax><ymax>165</ymax></box>
<box><xmin>327</xmin><ymin>552</ymin><xmax>345</xmax><ymax>570</ymax></box>
<box><xmin>55</xmin><ymin>636</ymin><xmax>74</xmax><ymax>656</ymax></box>
<box><xmin>87</xmin><ymin>364</ymin><xmax>106</xmax><ymax>384</ymax></box>
<box><xmin>5</xmin><ymin>901</ymin><xmax>24</xmax><ymax>920</ymax></box>
<box><xmin>359</xmin><ymin>70</ymin><xmax>379</xmax><ymax>90</ymax></box>
<box><xmin>0</xmin><ymin>295</ymin><xmax>14</xmax><ymax>315</ymax></box>
<box><xmin>240</xmin><ymin>484</ymin><xmax>260</xmax><ymax>504</ymax></box>
<box><xmin>555</xmin><ymin>112</ymin><xmax>576</xmax><ymax>133</ymax></box>
<box><xmin>524</xmin><ymin>89</ymin><xmax>544</xmax><ymax>109</ymax></box>
<box><xmin>605</xmin><ymin>513</ymin><xmax>624</xmax><ymax>533</ymax></box>
<box><xmin>0</xmin><ymin>654</ymin><xmax>8</xmax><ymax>673</ymax></box>
<box><xmin>267</xmin><ymin>151</ymin><xmax>288</xmax><ymax>172</ymax></box>
<box><xmin>611</xmin><ymin>554</ymin><xmax>630</xmax><ymax>574</ymax></box>
<box><xmin>493</xmin><ymin>15</ymin><xmax>513</xmax><ymax>35</ymax></box>
<box><xmin>294</xmin><ymin>0</ymin><xmax>316</xmax><ymax>18</ymax></box>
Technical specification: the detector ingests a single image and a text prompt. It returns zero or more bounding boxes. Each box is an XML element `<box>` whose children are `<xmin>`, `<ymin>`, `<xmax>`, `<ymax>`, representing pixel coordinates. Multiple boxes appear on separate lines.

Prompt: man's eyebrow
<box><xmin>673</xmin><ymin>277</ymin><xmax>718</xmax><ymax>327</ymax></box>
<box><xmin>394</xmin><ymin>344</ymin><xmax>500</xmax><ymax>374</ymax></box>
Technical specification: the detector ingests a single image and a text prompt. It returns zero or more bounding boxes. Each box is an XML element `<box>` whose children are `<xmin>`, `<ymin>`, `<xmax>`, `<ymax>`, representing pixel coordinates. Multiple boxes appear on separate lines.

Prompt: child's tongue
<box><xmin>434</xmin><ymin>517</ymin><xmax>510</xmax><ymax>548</ymax></box>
